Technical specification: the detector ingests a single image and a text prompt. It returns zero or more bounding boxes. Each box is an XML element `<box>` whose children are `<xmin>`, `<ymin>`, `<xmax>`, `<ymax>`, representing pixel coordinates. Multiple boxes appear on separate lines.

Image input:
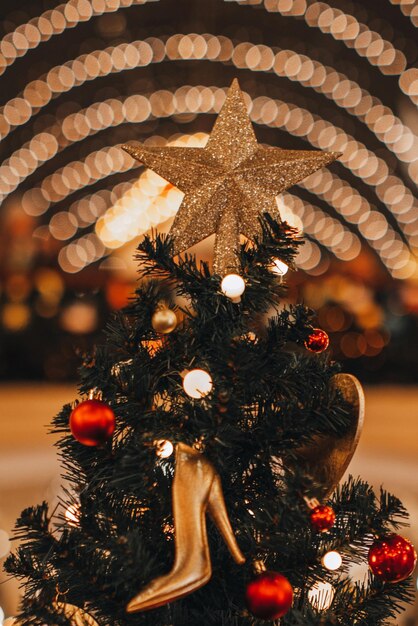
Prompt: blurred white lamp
<box><xmin>221</xmin><ymin>274</ymin><xmax>246</xmax><ymax>303</ymax></box>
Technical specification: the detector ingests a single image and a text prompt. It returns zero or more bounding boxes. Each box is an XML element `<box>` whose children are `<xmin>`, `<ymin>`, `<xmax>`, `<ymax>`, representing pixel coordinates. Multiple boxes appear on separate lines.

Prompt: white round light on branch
<box><xmin>308</xmin><ymin>581</ymin><xmax>335</xmax><ymax>611</ymax></box>
<box><xmin>183</xmin><ymin>369</ymin><xmax>213</xmax><ymax>399</ymax></box>
<box><xmin>322</xmin><ymin>551</ymin><xmax>342</xmax><ymax>571</ymax></box>
<box><xmin>272</xmin><ymin>258</ymin><xmax>289</xmax><ymax>276</ymax></box>
<box><xmin>155</xmin><ymin>439</ymin><xmax>174</xmax><ymax>459</ymax></box>
<box><xmin>221</xmin><ymin>274</ymin><xmax>246</xmax><ymax>302</ymax></box>
<box><xmin>65</xmin><ymin>504</ymin><xmax>80</xmax><ymax>526</ymax></box>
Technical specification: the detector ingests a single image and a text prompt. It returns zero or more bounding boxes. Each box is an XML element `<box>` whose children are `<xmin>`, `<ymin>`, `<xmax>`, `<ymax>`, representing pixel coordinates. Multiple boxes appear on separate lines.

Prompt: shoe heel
<box><xmin>207</xmin><ymin>474</ymin><xmax>245</xmax><ymax>565</ymax></box>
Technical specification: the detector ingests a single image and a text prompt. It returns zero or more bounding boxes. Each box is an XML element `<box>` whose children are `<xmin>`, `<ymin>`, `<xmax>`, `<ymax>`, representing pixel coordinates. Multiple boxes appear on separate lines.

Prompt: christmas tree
<box><xmin>5</xmin><ymin>81</ymin><xmax>416</xmax><ymax>626</ymax></box>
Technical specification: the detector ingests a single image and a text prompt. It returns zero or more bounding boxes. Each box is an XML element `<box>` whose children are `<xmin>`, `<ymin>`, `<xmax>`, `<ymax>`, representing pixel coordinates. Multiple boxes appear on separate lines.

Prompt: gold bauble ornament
<box><xmin>151</xmin><ymin>308</ymin><xmax>177</xmax><ymax>334</ymax></box>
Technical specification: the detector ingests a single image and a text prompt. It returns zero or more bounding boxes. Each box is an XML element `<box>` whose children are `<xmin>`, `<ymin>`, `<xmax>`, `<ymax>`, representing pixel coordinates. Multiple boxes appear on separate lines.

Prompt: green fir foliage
<box><xmin>4</xmin><ymin>216</ymin><xmax>415</xmax><ymax>625</ymax></box>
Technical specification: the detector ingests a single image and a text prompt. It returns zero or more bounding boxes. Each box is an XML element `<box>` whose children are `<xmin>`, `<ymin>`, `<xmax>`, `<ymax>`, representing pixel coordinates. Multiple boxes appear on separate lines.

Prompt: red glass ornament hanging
<box><xmin>70</xmin><ymin>399</ymin><xmax>115</xmax><ymax>446</ymax></box>
<box><xmin>368</xmin><ymin>534</ymin><xmax>417</xmax><ymax>583</ymax></box>
<box><xmin>245</xmin><ymin>571</ymin><xmax>293</xmax><ymax>619</ymax></box>
<box><xmin>304</xmin><ymin>328</ymin><xmax>330</xmax><ymax>353</ymax></box>
<box><xmin>310</xmin><ymin>505</ymin><xmax>336</xmax><ymax>532</ymax></box>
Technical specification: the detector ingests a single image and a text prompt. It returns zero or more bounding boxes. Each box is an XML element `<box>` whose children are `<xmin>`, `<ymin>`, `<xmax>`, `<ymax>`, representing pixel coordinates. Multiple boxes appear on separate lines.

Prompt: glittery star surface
<box><xmin>123</xmin><ymin>79</ymin><xmax>341</xmax><ymax>274</ymax></box>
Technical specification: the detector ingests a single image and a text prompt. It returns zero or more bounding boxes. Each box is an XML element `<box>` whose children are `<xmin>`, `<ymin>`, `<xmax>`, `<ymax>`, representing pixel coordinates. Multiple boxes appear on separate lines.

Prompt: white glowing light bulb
<box><xmin>155</xmin><ymin>440</ymin><xmax>174</xmax><ymax>459</ymax></box>
<box><xmin>221</xmin><ymin>274</ymin><xmax>246</xmax><ymax>302</ymax></box>
<box><xmin>322</xmin><ymin>551</ymin><xmax>342</xmax><ymax>571</ymax></box>
<box><xmin>272</xmin><ymin>258</ymin><xmax>289</xmax><ymax>276</ymax></box>
<box><xmin>65</xmin><ymin>504</ymin><xmax>80</xmax><ymax>526</ymax></box>
<box><xmin>308</xmin><ymin>581</ymin><xmax>335</xmax><ymax>611</ymax></box>
<box><xmin>183</xmin><ymin>369</ymin><xmax>213</xmax><ymax>399</ymax></box>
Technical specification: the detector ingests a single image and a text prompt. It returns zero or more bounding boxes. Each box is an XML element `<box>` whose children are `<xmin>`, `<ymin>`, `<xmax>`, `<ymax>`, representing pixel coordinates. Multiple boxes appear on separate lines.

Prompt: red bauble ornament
<box><xmin>304</xmin><ymin>328</ymin><xmax>329</xmax><ymax>353</ymax></box>
<box><xmin>310</xmin><ymin>505</ymin><xmax>336</xmax><ymax>532</ymax></box>
<box><xmin>368</xmin><ymin>534</ymin><xmax>417</xmax><ymax>583</ymax></box>
<box><xmin>245</xmin><ymin>571</ymin><xmax>293</xmax><ymax>620</ymax></box>
<box><xmin>70</xmin><ymin>399</ymin><xmax>115</xmax><ymax>446</ymax></box>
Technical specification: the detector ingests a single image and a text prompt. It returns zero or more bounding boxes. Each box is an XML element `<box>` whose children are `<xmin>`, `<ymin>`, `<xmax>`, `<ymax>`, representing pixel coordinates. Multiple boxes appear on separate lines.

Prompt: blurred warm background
<box><xmin>0</xmin><ymin>0</ymin><xmax>417</xmax><ymax>623</ymax></box>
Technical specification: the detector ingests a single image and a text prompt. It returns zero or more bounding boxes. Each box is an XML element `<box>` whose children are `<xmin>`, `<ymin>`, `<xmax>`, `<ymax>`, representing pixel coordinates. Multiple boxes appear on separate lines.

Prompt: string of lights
<box><xmin>56</xmin><ymin>131</ymin><xmax>357</xmax><ymax>274</ymax></box>
<box><xmin>1</xmin><ymin>34</ymin><xmax>416</xmax><ymax>170</ymax></box>
<box><xmin>389</xmin><ymin>0</ymin><xmax>418</xmax><ymax>27</ymax></box>
<box><xmin>0</xmin><ymin>4</ymin><xmax>416</xmax><ymax>284</ymax></box>
<box><xmin>0</xmin><ymin>37</ymin><xmax>416</xmax><ymax>228</ymax></box>
<box><xmin>234</xmin><ymin>0</ymin><xmax>417</xmax><ymax>104</ymax></box>
<box><xmin>0</xmin><ymin>0</ymin><xmax>157</xmax><ymax>77</ymax></box>
<box><xmin>43</xmin><ymin>132</ymin><xmax>409</xmax><ymax>278</ymax></box>
<box><xmin>2</xmin><ymin>0</ymin><xmax>415</xmax><ymax>84</ymax></box>
<box><xmin>8</xmin><ymin>83</ymin><xmax>415</xmax><ymax>279</ymax></box>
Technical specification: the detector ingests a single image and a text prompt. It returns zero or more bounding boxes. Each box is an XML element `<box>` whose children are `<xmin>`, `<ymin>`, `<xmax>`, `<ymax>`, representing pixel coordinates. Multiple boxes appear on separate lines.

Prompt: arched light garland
<box><xmin>233</xmin><ymin>0</ymin><xmax>417</xmax><ymax>105</ymax></box>
<box><xmin>0</xmin><ymin>17</ymin><xmax>416</xmax><ymax>276</ymax></box>
<box><xmin>24</xmin><ymin>124</ymin><xmax>411</xmax><ymax>277</ymax></box>
<box><xmin>326</xmin><ymin>0</ymin><xmax>418</xmax><ymax>26</ymax></box>
<box><xmin>0</xmin><ymin>0</ymin><xmax>157</xmax><ymax>77</ymax></box>
<box><xmin>1</xmin><ymin>0</ymin><xmax>416</xmax><ymax>116</ymax></box>
<box><xmin>90</xmin><ymin>149</ymin><xmax>362</xmax><ymax>267</ymax></box>
<box><xmin>388</xmin><ymin>0</ymin><xmax>418</xmax><ymax>27</ymax></box>
<box><xmin>56</xmin><ymin>135</ymin><xmax>338</xmax><ymax>277</ymax></box>
<box><xmin>3</xmin><ymin>79</ymin><xmax>416</xmax><ymax>254</ymax></box>
<box><xmin>2</xmin><ymin>0</ymin><xmax>415</xmax><ymax>81</ymax></box>
<box><xmin>1</xmin><ymin>35</ymin><xmax>417</xmax><ymax>228</ymax></box>
<box><xmin>280</xmin><ymin>192</ymin><xmax>362</xmax><ymax>263</ymax></box>
<box><xmin>1</xmin><ymin>34</ymin><xmax>416</xmax><ymax>175</ymax></box>
<box><xmin>50</xmin><ymin>130</ymin><xmax>409</xmax><ymax>278</ymax></box>
<box><xmin>7</xmin><ymin>88</ymin><xmax>414</xmax><ymax>281</ymax></box>
<box><xmin>399</xmin><ymin>68</ymin><xmax>418</xmax><ymax>105</ymax></box>
<box><xmin>91</xmin><ymin>134</ymin><xmax>360</xmax><ymax>263</ymax></box>
<box><xmin>12</xmin><ymin>91</ymin><xmax>401</xmax><ymax>249</ymax></box>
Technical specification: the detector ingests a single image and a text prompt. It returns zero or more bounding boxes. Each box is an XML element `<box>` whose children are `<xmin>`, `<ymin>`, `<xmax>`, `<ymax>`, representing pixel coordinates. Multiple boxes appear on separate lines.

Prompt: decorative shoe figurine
<box><xmin>126</xmin><ymin>442</ymin><xmax>245</xmax><ymax>613</ymax></box>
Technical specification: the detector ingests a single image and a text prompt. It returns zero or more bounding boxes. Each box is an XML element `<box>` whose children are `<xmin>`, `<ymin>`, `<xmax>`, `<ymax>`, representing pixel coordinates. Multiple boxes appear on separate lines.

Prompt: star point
<box><xmin>123</xmin><ymin>80</ymin><xmax>341</xmax><ymax>274</ymax></box>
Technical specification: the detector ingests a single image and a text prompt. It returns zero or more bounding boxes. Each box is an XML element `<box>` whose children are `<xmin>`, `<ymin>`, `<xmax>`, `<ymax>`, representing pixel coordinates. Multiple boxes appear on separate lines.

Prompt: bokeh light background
<box><xmin>0</xmin><ymin>0</ymin><xmax>418</xmax><ymax>382</ymax></box>
<box><xmin>0</xmin><ymin>0</ymin><xmax>418</xmax><ymax>622</ymax></box>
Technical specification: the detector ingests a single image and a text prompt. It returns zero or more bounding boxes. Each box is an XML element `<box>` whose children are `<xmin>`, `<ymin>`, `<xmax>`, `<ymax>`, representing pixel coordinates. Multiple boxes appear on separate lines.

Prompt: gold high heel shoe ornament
<box><xmin>126</xmin><ymin>442</ymin><xmax>245</xmax><ymax>613</ymax></box>
<box><xmin>292</xmin><ymin>373</ymin><xmax>365</xmax><ymax>498</ymax></box>
<box><xmin>127</xmin><ymin>374</ymin><xmax>362</xmax><ymax>613</ymax></box>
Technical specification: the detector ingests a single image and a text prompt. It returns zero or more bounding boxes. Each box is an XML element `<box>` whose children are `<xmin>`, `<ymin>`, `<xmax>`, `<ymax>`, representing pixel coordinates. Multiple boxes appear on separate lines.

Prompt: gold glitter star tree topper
<box><xmin>123</xmin><ymin>79</ymin><xmax>340</xmax><ymax>275</ymax></box>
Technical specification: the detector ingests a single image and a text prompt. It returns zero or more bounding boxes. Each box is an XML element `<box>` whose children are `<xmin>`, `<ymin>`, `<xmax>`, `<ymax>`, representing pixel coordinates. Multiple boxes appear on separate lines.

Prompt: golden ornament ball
<box><xmin>151</xmin><ymin>309</ymin><xmax>177</xmax><ymax>334</ymax></box>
